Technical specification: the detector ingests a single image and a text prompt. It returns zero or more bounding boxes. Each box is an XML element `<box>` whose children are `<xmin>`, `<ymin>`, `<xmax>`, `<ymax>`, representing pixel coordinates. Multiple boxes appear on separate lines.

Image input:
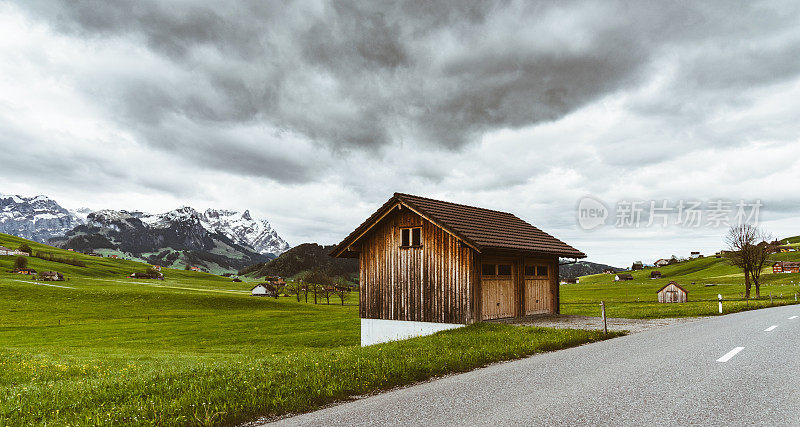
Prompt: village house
<box><xmin>561</xmin><ymin>278</ymin><xmax>579</xmax><ymax>284</ymax></box>
<box><xmin>39</xmin><ymin>271</ymin><xmax>64</xmax><ymax>281</ymax></box>
<box><xmin>773</xmin><ymin>262</ymin><xmax>800</xmax><ymax>274</ymax></box>
<box><xmin>654</xmin><ymin>259</ymin><xmax>670</xmax><ymax>267</ymax></box>
<box><xmin>251</xmin><ymin>283</ymin><xmax>278</xmax><ymax>297</ymax></box>
<box><xmin>631</xmin><ymin>262</ymin><xmax>643</xmax><ymax>271</ymax></box>
<box><xmin>690</xmin><ymin>251</ymin><xmax>701</xmax><ymax>258</ymax></box>
<box><xmin>602</xmin><ymin>268</ymin><xmax>616</xmax><ymax>274</ymax></box>
<box><xmin>650</xmin><ymin>271</ymin><xmax>662</xmax><ymax>279</ymax></box>
<box><xmin>775</xmin><ymin>245</ymin><xmax>796</xmax><ymax>253</ymax></box>
<box><xmin>657</xmin><ymin>281</ymin><xmax>688</xmax><ymax>303</ymax></box>
<box><xmin>615</xmin><ymin>273</ymin><xmax>634</xmax><ymax>281</ymax></box>
<box><xmin>331</xmin><ymin>193</ymin><xmax>585</xmax><ymax>346</ymax></box>
<box><xmin>14</xmin><ymin>268</ymin><xmax>37</xmax><ymax>275</ymax></box>
<box><xmin>0</xmin><ymin>246</ymin><xmax>30</xmax><ymax>256</ymax></box>
<box><xmin>152</xmin><ymin>265</ymin><xmax>162</xmax><ymax>271</ymax></box>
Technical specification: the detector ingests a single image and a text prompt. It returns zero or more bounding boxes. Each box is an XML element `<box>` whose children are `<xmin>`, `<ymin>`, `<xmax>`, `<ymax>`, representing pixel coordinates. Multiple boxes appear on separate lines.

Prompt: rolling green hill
<box><xmin>561</xmin><ymin>249</ymin><xmax>800</xmax><ymax>318</ymax></box>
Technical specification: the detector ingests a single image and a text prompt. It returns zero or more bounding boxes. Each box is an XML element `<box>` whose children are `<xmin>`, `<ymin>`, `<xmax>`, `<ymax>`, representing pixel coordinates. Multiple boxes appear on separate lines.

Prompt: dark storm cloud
<box><xmin>12</xmin><ymin>0</ymin><xmax>800</xmax><ymax>182</ymax></box>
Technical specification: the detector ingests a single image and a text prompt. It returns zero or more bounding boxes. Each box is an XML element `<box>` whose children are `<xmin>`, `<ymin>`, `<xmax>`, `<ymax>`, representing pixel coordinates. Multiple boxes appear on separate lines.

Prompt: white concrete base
<box><xmin>361</xmin><ymin>318</ymin><xmax>464</xmax><ymax>346</ymax></box>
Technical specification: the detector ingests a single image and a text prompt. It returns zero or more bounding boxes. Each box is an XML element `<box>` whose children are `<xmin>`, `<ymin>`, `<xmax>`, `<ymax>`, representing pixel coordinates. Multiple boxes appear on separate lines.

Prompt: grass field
<box><xmin>0</xmin><ymin>234</ymin><xmax>618</xmax><ymax>425</ymax></box>
<box><xmin>560</xmin><ymin>252</ymin><xmax>800</xmax><ymax>318</ymax></box>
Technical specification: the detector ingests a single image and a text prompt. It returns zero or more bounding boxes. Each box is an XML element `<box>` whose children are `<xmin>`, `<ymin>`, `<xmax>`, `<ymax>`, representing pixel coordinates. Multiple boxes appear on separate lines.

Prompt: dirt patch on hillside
<box><xmin>498</xmin><ymin>314</ymin><xmax>706</xmax><ymax>333</ymax></box>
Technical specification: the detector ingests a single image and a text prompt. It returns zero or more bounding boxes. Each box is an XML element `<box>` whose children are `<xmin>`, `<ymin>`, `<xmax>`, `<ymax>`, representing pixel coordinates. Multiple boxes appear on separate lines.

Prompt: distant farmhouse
<box><xmin>631</xmin><ymin>261</ymin><xmax>643</xmax><ymax>271</ymax></box>
<box><xmin>615</xmin><ymin>273</ymin><xmax>634</xmax><ymax>281</ymax></box>
<box><xmin>657</xmin><ymin>281</ymin><xmax>688</xmax><ymax>303</ymax></box>
<box><xmin>331</xmin><ymin>193</ymin><xmax>585</xmax><ymax>346</ymax></box>
<box><xmin>561</xmin><ymin>278</ymin><xmax>579</xmax><ymax>284</ymax></box>
<box><xmin>602</xmin><ymin>268</ymin><xmax>616</xmax><ymax>274</ymax></box>
<box><xmin>654</xmin><ymin>259</ymin><xmax>670</xmax><ymax>267</ymax></box>
<box><xmin>0</xmin><ymin>246</ymin><xmax>30</xmax><ymax>256</ymax></box>
<box><xmin>690</xmin><ymin>251</ymin><xmax>701</xmax><ymax>258</ymax></box>
<box><xmin>650</xmin><ymin>271</ymin><xmax>662</xmax><ymax>279</ymax></box>
<box><xmin>773</xmin><ymin>262</ymin><xmax>800</xmax><ymax>274</ymax></box>
<box><xmin>39</xmin><ymin>271</ymin><xmax>64</xmax><ymax>281</ymax></box>
<box><xmin>775</xmin><ymin>245</ymin><xmax>797</xmax><ymax>253</ymax></box>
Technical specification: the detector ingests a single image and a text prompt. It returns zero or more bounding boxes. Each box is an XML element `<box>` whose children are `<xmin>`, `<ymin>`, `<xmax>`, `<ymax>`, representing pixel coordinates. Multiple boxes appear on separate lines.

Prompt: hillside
<box><xmin>239</xmin><ymin>243</ymin><xmax>358</xmax><ymax>279</ymax></box>
<box><xmin>559</xmin><ymin>261</ymin><xmax>619</xmax><ymax>279</ymax></box>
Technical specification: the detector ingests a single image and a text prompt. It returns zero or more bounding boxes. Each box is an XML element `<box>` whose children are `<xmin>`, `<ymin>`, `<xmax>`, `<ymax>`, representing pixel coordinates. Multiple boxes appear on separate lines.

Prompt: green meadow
<box><xmin>0</xmin><ymin>234</ymin><xmax>616</xmax><ymax>426</ymax></box>
<box><xmin>560</xmin><ymin>252</ymin><xmax>800</xmax><ymax>318</ymax></box>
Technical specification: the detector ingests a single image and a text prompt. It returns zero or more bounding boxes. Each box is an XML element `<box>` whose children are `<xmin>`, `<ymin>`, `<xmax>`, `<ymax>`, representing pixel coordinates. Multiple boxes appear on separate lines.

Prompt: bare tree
<box><xmin>724</xmin><ymin>224</ymin><xmax>772</xmax><ymax>299</ymax></box>
<box><xmin>751</xmin><ymin>235</ymin><xmax>774</xmax><ymax>298</ymax></box>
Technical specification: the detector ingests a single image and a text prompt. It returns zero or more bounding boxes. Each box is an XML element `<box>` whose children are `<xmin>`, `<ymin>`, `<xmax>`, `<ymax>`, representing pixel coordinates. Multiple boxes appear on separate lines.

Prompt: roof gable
<box><xmin>331</xmin><ymin>193</ymin><xmax>585</xmax><ymax>258</ymax></box>
<box><xmin>657</xmin><ymin>281</ymin><xmax>688</xmax><ymax>294</ymax></box>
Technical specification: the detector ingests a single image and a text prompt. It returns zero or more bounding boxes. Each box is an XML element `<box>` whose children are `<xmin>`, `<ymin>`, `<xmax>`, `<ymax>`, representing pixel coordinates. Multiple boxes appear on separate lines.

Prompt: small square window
<box><xmin>536</xmin><ymin>266</ymin><xmax>548</xmax><ymax>276</ymax></box>
<box><xmin>482</xmin><ymin>264</ymin><xmax>496</xmax><ymax>276</ymax></box>
<box><xmin>524</xmin><ymin>266</ymin><xmax>536</xmax><ymax>276</ymax></box>
<box><xmin>400</xmin><ymin>227</ymin><xmax>422</xmax><ymax>247</ymax></box>
<box><xmin>498</xmin><ymin>264</ymin><xmax>512</xmax><ymax>275</ymax></box>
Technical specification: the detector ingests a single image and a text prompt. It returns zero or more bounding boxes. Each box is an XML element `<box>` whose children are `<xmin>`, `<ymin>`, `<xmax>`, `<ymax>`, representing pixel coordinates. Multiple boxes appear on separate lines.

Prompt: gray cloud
<box><xmin>15</xmin><ymin>0</ymin><xmax>799</xmax><ymax>177</ymax></box>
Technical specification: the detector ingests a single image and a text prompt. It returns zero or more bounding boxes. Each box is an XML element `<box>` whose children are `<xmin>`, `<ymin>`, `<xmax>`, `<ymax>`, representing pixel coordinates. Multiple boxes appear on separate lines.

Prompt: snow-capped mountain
<box><xmin>68</xmin><ymin>207</ymin><xmax>94</xmax><ymax>223</ymax></box>
<box><xmin>52</xmin><ymin>206</ymin><xmax>278</xmax><ymax>272</ymax></box>
<box><xmin>0</xmin><ymin>194</ymin><xmax>85</xmax><ymax>243</ymax></box>
<box><xmin>0</xmin><ymin>193</ymin><xmax>291</xmax><ymax>272</ymax></box>
<box><xmin>202</xmin><ymin>208</ymin><xmax>290</xmax><ymax>256</ymax></box>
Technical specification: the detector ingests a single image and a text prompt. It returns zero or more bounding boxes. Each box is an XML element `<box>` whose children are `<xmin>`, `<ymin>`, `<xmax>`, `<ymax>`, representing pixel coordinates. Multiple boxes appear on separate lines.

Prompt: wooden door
<box><xmin>524</xmin><ymin>262</ymin><xmax>551</xmax><ymax>315</ymax></box>
<box><xmin>481</xmin><ymin>262</ymin><xmax>516</xmax><ymax>320</ymax></box>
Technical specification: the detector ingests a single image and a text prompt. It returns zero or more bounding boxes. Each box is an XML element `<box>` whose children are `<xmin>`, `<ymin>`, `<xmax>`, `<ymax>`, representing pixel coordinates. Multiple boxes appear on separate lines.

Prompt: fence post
<box><xmin>718</xmin><ymin>294</ymin><xmax>723</xmax><ymax>314</ymax></box>
<box><xmin>600</xmin><ymin>301</ymin><xmax>607</xmax><ymax>335</ymax></box>
<box><xmin>770</xmin><ymin>293</ymin><xmax>773</xmax><ymax>305</ymax></box>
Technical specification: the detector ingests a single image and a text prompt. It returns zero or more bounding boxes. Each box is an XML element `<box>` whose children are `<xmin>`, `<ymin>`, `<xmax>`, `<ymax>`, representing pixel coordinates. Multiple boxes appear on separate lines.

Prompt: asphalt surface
<box><xmin>271</xmin><ymin>305</ymin><xmax>800</xmax><ymax>426</ymax></box>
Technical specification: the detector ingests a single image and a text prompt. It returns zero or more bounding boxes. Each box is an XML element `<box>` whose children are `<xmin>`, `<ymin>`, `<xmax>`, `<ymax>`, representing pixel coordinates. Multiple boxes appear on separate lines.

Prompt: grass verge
<box><xmin>0</xmin><ymin>324</ymin><xmax>621</xmax><ymax>426</ymax></box>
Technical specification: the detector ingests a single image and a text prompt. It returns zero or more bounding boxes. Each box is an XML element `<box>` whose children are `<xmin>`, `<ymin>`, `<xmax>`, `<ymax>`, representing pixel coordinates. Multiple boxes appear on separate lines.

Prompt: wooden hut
<box><xmin>331</xmin><ymin>193</ymin><xmax>585</xmax><ymax>345</ymax></box>
<box><xmin>650</xmin><ymin>271</ymin><xmax>662</xmax><ymax>279</ymax></box>
<box><xmin>657</xmin><ymin>281</ymin><xmax>688</xmax><ymax>303</ymax></box>
<box><xmin>615</xmin><ymin>273</ymin><xmax>633</xmax><ymax>281</ymax></box>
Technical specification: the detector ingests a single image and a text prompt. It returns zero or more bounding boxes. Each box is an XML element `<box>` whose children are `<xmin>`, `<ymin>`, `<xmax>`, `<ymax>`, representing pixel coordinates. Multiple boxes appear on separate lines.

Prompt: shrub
<box><xmin>13</xmin><ymin>256</ymin><xmax>27</xmax><ymax>270</ymax></box>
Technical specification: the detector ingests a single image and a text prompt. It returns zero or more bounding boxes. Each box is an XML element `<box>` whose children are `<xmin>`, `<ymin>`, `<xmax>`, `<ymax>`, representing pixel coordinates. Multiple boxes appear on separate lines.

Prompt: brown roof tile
<box><xmin>331</xmin><ymin>193</ymin><xmax>585</xmax><ymax>258</ymax></box>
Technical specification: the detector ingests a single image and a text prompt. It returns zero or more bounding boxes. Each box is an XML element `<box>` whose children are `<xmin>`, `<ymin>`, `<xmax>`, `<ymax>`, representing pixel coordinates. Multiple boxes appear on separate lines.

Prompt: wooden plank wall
<box><xmin>358</xmin><ymin>207</ymin><xmax>477</xmax><ymax>324</ymax></box>
<box><xmin>657</xmin><ymin>283</ymin><xmax>688</xmax><ymax>303</ymax></box>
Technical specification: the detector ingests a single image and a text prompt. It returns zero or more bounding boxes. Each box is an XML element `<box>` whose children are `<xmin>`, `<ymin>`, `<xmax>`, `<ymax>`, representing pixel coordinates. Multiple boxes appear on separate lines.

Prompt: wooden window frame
<box><xmin>524</xmin><ymin>264</ymin><xmax>550</xmax><ymax>278</ymax></box>
<box><xmin>399</xmin><ymin>226</ymin><xmax>423</xmax><ymax>249</ymax></box>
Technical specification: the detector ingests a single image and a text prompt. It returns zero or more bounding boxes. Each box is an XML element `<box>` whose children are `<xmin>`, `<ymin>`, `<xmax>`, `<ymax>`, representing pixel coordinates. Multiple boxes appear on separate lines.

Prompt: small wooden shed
<box><xmin>650</xmin><ymin>271</ymin><xmax>662</xmax><ymax>279</ymax></box>
<box><xmin>657</xmin><ymin>281</ymin><xmax>688</xmax><ymax>303</ymax></box>
<box><xmin>615</xmin><ymin>273</ymin><xmax>633</xmax><ymax>281</ymax></box>
<box><xmin>331</xmin><ymin>193</ymin><xmax>585</xmax><ymax>345</ymax></box>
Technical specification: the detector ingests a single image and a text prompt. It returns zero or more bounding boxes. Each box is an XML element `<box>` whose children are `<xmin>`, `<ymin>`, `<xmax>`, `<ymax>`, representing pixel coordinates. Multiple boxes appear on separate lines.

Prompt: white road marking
<box><xmin>12</xmin><ymin>279</ymin><xmax>75</xmax><ymax>289</ymax></box>
<box><xmin>789</xmin><ymin>316</ymin><xmax>798</xmax><ymax>320</ymax></box>
<box><xmin>717</xmin><ymin>347</ymin><xmax>745</xmax><ymax>363</ymax></box>
<box><xmin>764</xmin><ymin>325</ymin><xmax>779</xmax><ymax>332</ymax></box>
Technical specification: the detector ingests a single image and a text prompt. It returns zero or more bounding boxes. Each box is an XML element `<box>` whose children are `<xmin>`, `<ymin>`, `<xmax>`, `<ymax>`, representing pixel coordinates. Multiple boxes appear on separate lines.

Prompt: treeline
<box><xmin>32</xmin><ymin>251</ymin><xmax>87</xmax><ymax>268</ymax></box>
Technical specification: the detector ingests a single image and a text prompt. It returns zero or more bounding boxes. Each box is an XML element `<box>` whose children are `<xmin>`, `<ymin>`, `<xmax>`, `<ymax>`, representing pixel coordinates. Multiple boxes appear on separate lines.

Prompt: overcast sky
<box><xmin>2</xmin><ymin>1</ymin><xmax>800</xmax><ymax>266</ymax></box>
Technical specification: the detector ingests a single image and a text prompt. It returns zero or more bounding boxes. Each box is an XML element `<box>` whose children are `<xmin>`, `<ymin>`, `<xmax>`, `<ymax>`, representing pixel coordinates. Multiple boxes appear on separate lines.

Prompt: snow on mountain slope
<box><xmin>0</xmin><ymin>193</ymin><xmax>291</xmax><ymax>259</ymax></box>
<box><xmin>203</xmin><ymin>208</ymin><xmax>290</xmax><ymax>256</ymax></box>
<box><xmin>0</xmin><ymin>193</ymin><xmax>84</xmax><ymax>243</ymax></box>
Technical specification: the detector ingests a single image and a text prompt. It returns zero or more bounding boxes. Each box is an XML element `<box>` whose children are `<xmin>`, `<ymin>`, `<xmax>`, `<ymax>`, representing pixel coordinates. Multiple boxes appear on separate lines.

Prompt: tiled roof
<box><xmin>331</xmin><ymin>193</ymin><xmax>585</xmax><ymax>258</ymax></box>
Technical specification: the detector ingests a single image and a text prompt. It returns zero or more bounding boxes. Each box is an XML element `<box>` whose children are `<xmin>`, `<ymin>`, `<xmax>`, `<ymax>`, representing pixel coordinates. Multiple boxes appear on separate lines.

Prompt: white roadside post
<box><xmin>718</xmin><ymin>294</ymin><xmax>723</xmax><ymax>314</ymax></box>
<box><xmin>600</xmin><ymin>301</ymin><xmax>607</xmax><ymax>335</ymax></box>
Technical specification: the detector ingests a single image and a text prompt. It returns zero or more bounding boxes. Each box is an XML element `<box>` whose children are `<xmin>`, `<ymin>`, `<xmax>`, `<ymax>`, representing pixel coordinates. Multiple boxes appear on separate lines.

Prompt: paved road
<box><xmin>272</xmin><ymin>305</ymin><xmax>800</xmax><ymax>426</ymax></box>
